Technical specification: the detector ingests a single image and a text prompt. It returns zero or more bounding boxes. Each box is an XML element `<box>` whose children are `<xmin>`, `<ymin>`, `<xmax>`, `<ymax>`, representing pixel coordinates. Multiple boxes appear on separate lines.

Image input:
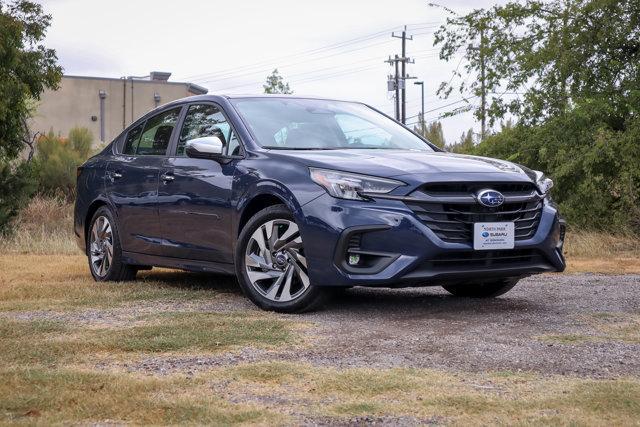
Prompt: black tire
<box><xmin>87</xmin><ymin>206</ymin><xmax>137</xmax><ymax>282</ymax></box>
<box><xmin>235</xmin><ymin>204</ymin><xmax>328</xmax><ymax>313</ymax></box>
<box><xmin>442</xmin><ymin>278</ymin><xmax>519</xmax><ymax>298</ymax></box>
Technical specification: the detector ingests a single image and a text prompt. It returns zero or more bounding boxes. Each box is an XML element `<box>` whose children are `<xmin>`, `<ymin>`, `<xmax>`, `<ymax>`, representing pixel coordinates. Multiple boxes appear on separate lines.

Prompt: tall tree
<box><xmin>0</xmin><ymin>0</ymin><xmax>62</xmax><ymax>231</ymax></box>
<box><xmin>448</xmin><ymin>129</ymin><xmax>475</xmax><ymax>154</ymax></box>
<box><xmin>416</xmin><ymin>121</ymin><xmax>446</xmax><ymax>148</ymax></box>
<box><xmin>263</xmin><ymin>69</ymin><xmax>292</xmax><ymax>94</ymax></box>
<box><xmin>432</xmin><ymin>0</ymin><xmax>640</xmax><ymax>130</ymax></box>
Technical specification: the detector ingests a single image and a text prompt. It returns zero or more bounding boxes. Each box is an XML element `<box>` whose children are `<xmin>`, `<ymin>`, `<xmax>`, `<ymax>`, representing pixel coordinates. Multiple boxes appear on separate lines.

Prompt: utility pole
<box><xmin>386</xmin><ymin>26</ymin><xmax>414</xmax><ymax>124</ymax></box>
<box><xmin>479</xmin><ymin>27</ymin><xmax>487</xmax><ymax>141</ymax></box>
<box><xmin>414</xmin><ymin>81</ymin><xmax>425</xmax><ymax>134</ymax></box>
<box><xmin>385</xmin><ymin>56</ymin><xmax>401</xmax><ymax>120</ymax></box>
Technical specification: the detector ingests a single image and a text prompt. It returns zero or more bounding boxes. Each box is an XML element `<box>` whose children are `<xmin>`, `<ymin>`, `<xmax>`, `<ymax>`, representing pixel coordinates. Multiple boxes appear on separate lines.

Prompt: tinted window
<box><xmin>136</xmin><ymin>107</ymin><xmax>181</xmax><ymax>156</ymax></box>
<box><xmin>231</xmin><ymin>98</ymin><xmax>433</xmax><ymax>151</ymax></box>
<box><xmin>177</xmin><ymin>104</ymin><xmax>241</xmax><ymax>156</ymax></box>
<box><xmin>122</xmin><ymin>122</ymin><xmax>144</xmax><ymax>155</ymax></box>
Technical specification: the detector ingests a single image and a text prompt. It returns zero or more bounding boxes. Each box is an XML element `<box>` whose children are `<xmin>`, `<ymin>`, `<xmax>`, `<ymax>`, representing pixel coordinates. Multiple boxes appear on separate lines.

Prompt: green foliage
<box><xmin>447</xmin><ymin>129</ymin><xmax>475</xmax><ymax>154</ymax></box>
<box><xmin>0</xmin><ymin>0</ymin><xmax>62</xmax><ymax>161</ymax></box>
<box><xmin>0</xmin><ymin>0</ymin><xmax>60</xmax><ymax>232</ymax></box>
<box><xmin>434</xmin><ymin>0</ymin><xmax>640</xmax><ymax>128</ymax></box>
<box><xmin>416</xmin><ymin>121</ymin><xmax>446</xmax><ymax>148</ymax></box>
<box><xmin>34</xmin><ymin>128</ymin><xmax>94</xmax><ymax>198</ymax></box>
<box><xmin>263</xmin><ymin>69</ymin><xmax>292</xmax><ymax>94</ymax></box>
<box><xmin>0</xmin><ymin>161</ymin><xmax>36</xmax><ymax>233</ymax></box>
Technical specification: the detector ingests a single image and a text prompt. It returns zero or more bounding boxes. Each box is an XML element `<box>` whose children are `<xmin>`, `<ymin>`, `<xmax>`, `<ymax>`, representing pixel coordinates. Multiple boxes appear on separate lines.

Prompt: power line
<box><xmin>179</xmin><ymin>22</ymin><xmax>442</xmax><ymax>82</ymax></box>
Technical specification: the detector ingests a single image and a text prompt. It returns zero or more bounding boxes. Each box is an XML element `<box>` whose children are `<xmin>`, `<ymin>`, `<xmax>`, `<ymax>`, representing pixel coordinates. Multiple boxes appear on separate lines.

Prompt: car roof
<box><xmin>162</xmin><ymin>93</ymin><xmax>363</xmax><ymax>107</ymax></box>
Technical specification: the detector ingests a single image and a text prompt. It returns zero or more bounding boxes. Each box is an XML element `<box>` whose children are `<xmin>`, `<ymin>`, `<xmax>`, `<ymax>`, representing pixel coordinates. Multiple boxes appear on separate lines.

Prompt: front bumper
<box><xmin>298</xmin><ymin>193</ymin><xmax>565</xmax><ymax>288</ymax></box>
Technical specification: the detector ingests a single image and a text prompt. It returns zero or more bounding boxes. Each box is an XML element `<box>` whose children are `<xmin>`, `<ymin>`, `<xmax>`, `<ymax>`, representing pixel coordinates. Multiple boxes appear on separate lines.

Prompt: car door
<box><xmin>157</xmin><ymin>103</ymin><xmax>242</xmax><ymax>263</ymax></box>
<box><xmin>105</xmin><ymin>107</ymin><xmax>182</xmax><ymax>255</ymax></box>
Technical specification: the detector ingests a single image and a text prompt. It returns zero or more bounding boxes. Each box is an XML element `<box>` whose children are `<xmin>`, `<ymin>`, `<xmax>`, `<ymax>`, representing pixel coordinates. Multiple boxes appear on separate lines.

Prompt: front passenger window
<box><xmin>177</xmin><ymin>104</ymin><xmax>240</xmax><ymax>156</ymax></box>
<box><xmin>136</xmin><ymin>108</ymin><xmax>181</xmax><ymax>156</ymax></box>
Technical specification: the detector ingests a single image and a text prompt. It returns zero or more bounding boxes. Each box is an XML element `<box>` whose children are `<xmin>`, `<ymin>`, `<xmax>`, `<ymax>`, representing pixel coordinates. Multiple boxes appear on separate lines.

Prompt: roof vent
<box><xmin>150</xmin><ymin>71</ymin><xmax>171</xmax><ymax>82</ymax></box>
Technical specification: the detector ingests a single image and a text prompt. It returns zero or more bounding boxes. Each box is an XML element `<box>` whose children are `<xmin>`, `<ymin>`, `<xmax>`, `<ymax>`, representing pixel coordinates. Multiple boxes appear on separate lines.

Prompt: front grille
<box><xmin>406</xmin><ymin>182</ymin><xmax>543</xmax><ymax>244</ymax></box>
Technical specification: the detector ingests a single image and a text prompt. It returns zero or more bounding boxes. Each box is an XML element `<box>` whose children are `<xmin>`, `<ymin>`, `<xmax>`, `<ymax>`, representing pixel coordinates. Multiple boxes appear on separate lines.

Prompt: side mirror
<box><xmin>185</xmin><ymin>136</ymin><xmax>224</xmax><ymax>159</ymax></box>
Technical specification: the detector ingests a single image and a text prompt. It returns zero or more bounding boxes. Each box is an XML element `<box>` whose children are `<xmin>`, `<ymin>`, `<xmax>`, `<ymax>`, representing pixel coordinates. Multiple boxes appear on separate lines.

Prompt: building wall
<box><xmin>29</xmin><ymin>75</ymin><xmax>207</xmax><ymax>144</ymax></box>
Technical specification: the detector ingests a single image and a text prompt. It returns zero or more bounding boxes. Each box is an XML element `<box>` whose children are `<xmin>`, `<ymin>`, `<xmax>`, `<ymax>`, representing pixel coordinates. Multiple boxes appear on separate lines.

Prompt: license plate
<box><xmin>473</xmin><ymin>222</ymin><xmax>515</xmax><ymax>250</ymax></box>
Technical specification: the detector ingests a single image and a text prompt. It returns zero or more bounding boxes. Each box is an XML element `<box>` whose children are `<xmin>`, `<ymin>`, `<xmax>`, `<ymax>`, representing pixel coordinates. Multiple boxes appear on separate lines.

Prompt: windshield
<box><xmin>231</xmin><ymin>97</ymin><xmax>434</xmax><ymax>151</ymax></box>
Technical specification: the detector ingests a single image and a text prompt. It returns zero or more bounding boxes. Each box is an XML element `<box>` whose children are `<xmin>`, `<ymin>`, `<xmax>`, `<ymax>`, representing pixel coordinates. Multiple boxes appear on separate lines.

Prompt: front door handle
<box><xmin>161</xmin><ymin>173</ymin><xmax>175</xmax><ymax>183</ymax></box>
<box><xmin>109</xmin><ymin>171</ymin><xmax>123</xmax><ymax>181</ymax></box>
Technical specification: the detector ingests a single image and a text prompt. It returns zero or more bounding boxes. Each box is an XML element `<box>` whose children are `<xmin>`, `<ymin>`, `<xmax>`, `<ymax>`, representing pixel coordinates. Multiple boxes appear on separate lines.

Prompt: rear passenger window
<box><xmin>122</xmin><ymin>123</ymin><xmax>144</xmax><ymax>155</ymax></box>
<box><xmin>136</xmin><ymin>108</ymin><xmax>181</xmax><ymax>156</ymax></box>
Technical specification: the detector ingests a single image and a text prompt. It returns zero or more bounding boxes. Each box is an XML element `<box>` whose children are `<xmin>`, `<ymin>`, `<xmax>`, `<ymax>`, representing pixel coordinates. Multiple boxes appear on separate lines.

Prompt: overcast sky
<box><xmin>36</xmin><ymin>0</ymin><xmax>506</xmax><ymax>144</ymax></box>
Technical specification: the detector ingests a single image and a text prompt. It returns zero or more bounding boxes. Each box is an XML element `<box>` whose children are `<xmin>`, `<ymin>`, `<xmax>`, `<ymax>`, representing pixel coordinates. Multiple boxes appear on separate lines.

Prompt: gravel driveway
<box><xmin>297</xmin><ymin>273</ymin><xmax>640</xmax><ymax>377</ymax></box>
<box><xmin>107</xmin><ymin>272</ymin><xmax>640</xmax><ymax>378</ymax></box>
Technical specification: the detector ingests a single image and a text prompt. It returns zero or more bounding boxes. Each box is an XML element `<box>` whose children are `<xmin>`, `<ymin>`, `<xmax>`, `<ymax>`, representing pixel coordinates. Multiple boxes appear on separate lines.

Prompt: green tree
<box><xmin>448</xmin><ymin>129</ymin><xmax>475</xmax><ymax>154</ymax></box>
<box><xmin>416</xmin><ymin>121</ymin><xmax>446</xmax><ymax>148</ymax></box>
<box><xmin>433</xmin><ymin>0</ymin><xmax>640</xmax><ymax>128</ymax></box>
<box><xmin>263</xmin><ymin>69</ymin><xmax>292</xmax><ymax>94</ymax></box>
<box><xmin>0</xmin><ymin>0</ymin><xmax>62</xmax><ymax>231</ymax></box>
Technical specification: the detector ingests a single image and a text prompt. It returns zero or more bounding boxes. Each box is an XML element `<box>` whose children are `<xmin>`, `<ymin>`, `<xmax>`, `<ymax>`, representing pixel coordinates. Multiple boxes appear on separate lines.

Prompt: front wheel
<box><xmin>442</xmin><ymin>278</ymin><xmax>519</xmax><ymax>298</ymax></box>
<box><xmin>235</xmin><ymin>205</ymin><xmax>327</xmax><ymax>313</ymax></box>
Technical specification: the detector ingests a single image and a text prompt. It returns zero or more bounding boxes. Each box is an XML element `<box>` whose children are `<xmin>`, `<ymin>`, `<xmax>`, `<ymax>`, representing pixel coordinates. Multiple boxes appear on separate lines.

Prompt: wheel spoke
<box><xmin>279</xmin><ymin>265</ymin><xmax>295</xmax><ymax>301</ymax></box>
<box><xmin>264</xmin><ymin>266</ymin><xmax>289</xmax><ymax>300</ymax></box>
<box><xmin>247</xmin><ymin>269</ymin><xmax>282</xmax><ymax>283</ymax></box>
<box><xmin>289</xmin><ymin>249</ymin><xmax>307</xmax><ymax>268</ymax></box>
<box><xmin>273</xmin><ymin>223</ymin><xmax>299</xmax><ymax>252</ymax></box>
<box><xmin>291</xmin><ymin>257</ymin><xmax>310</xmax><ymax>290</ymax></box>
<box><xmin>245</xmin><ymin>253</ymin><xmax>267</xmax><ymax>269</ymax></box>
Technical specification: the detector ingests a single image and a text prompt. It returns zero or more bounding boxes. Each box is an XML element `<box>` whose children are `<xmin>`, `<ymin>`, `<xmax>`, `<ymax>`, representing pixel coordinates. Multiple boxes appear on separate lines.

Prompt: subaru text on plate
<box><xmin>74</xmin><ymin>95</ymin><xmax>566</xmax><ymax>312</ymax></box>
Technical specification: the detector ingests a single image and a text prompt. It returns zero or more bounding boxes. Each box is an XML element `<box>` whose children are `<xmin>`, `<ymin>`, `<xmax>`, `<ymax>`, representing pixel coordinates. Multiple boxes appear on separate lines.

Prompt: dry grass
<box><xmin>539</xmin><ymin>312</ymin><xmax>640</xmax><ymax>345</ymax></box>
<box><xmin>214</xmin><ymin>362</ymin><xmax>640</xmax><ymax>425</ymax></box>
<box><xmin>563</xmin><ymin>231</ymin><xmax>640</xmax><ymax>273</ymax></box>
<box><xmin>0</xmin><ymin>195</ymin><xmax>76</xmax><ymax>254</ymax></box>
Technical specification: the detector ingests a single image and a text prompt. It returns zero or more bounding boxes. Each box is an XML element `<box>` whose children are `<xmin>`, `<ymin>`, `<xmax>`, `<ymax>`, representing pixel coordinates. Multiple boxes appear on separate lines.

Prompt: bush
<box><xmin>0</xmin><ymin>161</ymin><xmax>36</xmax><ymax>234</ymax></box>
<box><xmin>34</xmin><ymin>127</ymin><xmax>95</xmax><ymax>199</ymax></box>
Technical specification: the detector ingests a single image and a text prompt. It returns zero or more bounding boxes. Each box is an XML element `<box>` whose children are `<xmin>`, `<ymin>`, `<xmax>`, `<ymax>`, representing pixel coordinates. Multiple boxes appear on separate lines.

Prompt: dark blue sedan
<box><xmin>74</xmin><ymin>95</ymin><xmax>566</xmax><ymax>312</ymax></box>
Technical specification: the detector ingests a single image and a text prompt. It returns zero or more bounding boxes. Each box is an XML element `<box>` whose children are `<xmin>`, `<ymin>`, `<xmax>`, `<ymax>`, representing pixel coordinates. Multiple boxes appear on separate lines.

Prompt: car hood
<box><xmin>269</xmin><ymin>149</ymin><xmax>534</xmax><ymax>180</ymax></box>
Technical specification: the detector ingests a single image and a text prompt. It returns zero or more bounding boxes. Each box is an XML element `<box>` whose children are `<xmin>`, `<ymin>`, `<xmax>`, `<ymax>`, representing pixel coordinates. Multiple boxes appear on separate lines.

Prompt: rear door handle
<box><xmin>161</xmin><ymin>172</ymin><xmax>175</xmax><ymax>183</ymax></box>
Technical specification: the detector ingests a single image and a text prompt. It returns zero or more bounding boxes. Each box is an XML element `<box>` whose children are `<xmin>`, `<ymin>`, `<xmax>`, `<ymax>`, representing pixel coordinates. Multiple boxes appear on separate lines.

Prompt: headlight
<box><xmin>533</xmin><ymin>170</ymin><xmax>554</xmax><ymax>195</ymax></box>
<box><xmin>309</xmin><ymin>168</ymin><xmax>404</xmax><ymax>200</ymax></box>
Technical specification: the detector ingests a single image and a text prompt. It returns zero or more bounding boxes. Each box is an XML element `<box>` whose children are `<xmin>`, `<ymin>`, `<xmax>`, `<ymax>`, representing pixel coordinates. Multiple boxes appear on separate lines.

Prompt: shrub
<box><xmin>0</xmin><ymin>161</ymin><xmax>36</xmax><ymax>234</ymax></box>
<box><xmin>34</xmin><ymin>127</ymin><xmax>95</xmax><ymax>199</ymax></box>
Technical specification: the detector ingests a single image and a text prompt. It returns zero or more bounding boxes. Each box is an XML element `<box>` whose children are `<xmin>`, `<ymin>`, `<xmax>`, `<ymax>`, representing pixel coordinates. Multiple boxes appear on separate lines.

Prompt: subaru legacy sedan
<box><xmin>74</xmin><ymin>95</ymin><xmax>566</xmax><ymax>312</ymax></box>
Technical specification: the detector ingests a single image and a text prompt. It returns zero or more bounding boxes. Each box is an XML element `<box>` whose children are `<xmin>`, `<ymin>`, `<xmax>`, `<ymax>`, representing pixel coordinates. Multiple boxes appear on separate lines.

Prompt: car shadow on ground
<box><xmin>320</xmin><ymin>286</ymin><xmax>545</xmax><ymax>318</ymax></box>
<box><xmin>134</xmin><ymin>270</ymin><xmax>545</xmax><ymax>317</ymax></box>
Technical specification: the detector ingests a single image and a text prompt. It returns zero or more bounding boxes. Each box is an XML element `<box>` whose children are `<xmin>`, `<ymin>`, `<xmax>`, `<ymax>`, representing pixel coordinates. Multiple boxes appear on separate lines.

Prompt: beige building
<box><xmin>30</xmin><ymin>72</ymin><xmax>208</xmax><ymax>144</ymax></box>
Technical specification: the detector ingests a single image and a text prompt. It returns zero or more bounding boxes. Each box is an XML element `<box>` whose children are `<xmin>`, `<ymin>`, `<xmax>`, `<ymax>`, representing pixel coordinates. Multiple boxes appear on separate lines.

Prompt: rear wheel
<box><xmin>442</xmin><ymin>278</ymin><xmax>519</xmax><ymax>298</ymax></box>
<box><xmin>87</xmin><ymin>206</ymin><xmax>137</xmax><ymax>282</ymax></box>
<box><xmin>235</xmin><ymin>205</ymin><xmax>327</xmax><ymax>313</ymax></box>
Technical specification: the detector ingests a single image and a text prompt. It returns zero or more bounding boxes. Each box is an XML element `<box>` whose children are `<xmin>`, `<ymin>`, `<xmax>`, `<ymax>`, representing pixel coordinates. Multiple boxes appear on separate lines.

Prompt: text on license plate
<box><xmin>473</xmin><ymin>222</ymin><xmax>515</xmax><ymax>250</ymax></box>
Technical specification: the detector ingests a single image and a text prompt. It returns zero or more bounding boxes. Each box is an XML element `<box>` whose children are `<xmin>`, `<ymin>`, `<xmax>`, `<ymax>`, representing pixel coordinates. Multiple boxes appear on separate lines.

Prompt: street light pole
<box><xmin>414</xmin><ymin>81</ymin><xmax>425</xmax><ymax>134</ymax></box>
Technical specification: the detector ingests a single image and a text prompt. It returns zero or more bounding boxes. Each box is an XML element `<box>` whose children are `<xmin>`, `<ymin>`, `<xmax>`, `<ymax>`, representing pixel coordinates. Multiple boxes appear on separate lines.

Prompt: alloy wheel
<box><xmin>245</xmin><ymin>219</ymin><xmax>310</xmax><ymax>302</ymax></box>
<box><xmin>89</xmin><ymin>215</ymin><xmax>113</xmax><ymax>277</ymax></box>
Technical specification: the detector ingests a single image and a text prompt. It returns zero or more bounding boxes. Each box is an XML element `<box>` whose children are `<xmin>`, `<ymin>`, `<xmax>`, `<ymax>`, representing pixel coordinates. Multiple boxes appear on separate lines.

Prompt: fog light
<box><xmin>347</xmin><ymin>253</ymin><xmax>360</xmax><ymax>266</ymax></box>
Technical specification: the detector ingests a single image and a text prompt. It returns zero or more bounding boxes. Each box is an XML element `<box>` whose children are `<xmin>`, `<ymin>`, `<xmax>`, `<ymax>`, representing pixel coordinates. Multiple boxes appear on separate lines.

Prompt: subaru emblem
<box><xmin>477</xmin><ymin>189</ymin><xmax>505</xmax><ymax>207</ymax></box>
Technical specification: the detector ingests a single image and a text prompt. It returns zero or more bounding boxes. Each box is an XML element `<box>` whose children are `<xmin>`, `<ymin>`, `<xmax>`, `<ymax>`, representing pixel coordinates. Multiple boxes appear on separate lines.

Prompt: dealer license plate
<box><xmin>473</xmin><ymin>222</ymin><xmax>515</xmax><ymax>250</ymax></box>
